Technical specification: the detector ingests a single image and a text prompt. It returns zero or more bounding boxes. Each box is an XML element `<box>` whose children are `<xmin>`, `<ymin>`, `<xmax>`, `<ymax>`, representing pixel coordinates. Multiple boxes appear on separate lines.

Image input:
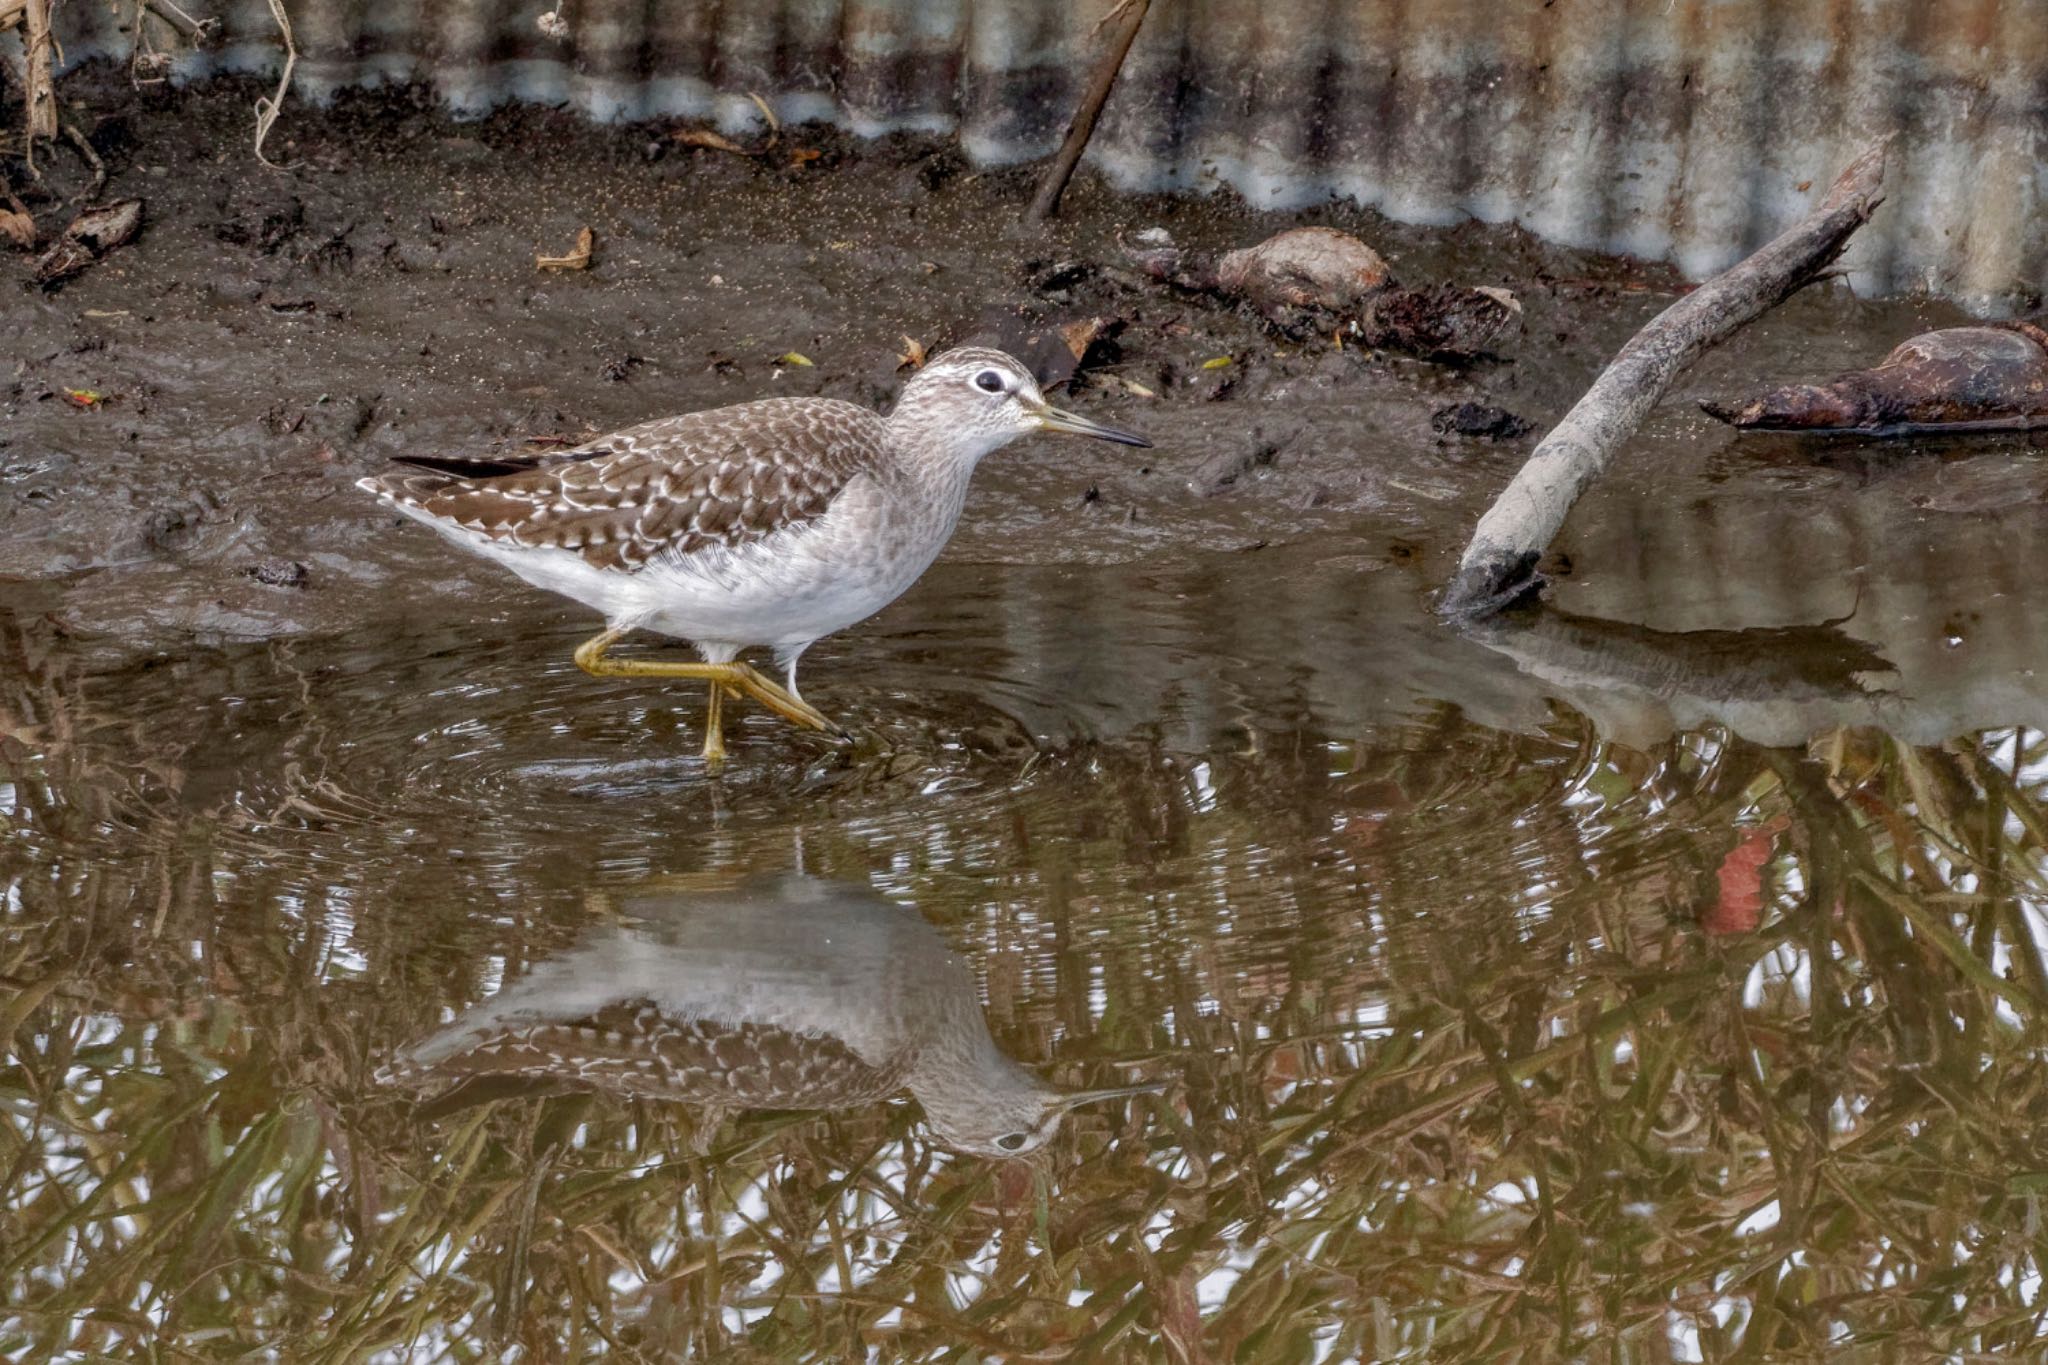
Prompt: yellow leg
<box><xmin>573</xmin><ymin>629</ymin><xmax>845</xmax><ymax>742</ymax></box>
<box><xmin>701</xmin><ymin>681</ymin><xmax>726</xmax><ymax>769</ymax></box>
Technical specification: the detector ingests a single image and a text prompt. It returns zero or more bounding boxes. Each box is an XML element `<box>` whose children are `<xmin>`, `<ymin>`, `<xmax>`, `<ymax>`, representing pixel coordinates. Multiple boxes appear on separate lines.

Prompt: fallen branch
<box><xmin>1436</xmin><ymin>139</ymin><xmax>1891</xmax><ymax>622</ymax></box>
<box><xmin>1023</xmin><ymin>0</ymin><xmax>1150</xmax><ymax>225</ymax></box>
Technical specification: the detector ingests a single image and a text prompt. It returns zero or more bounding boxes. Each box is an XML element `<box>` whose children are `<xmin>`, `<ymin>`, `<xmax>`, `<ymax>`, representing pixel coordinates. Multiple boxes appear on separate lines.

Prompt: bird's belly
<box><xmin>638</xmin><ymin>519</ymin><xmax>943</xmax><ymax>649</ymax></box>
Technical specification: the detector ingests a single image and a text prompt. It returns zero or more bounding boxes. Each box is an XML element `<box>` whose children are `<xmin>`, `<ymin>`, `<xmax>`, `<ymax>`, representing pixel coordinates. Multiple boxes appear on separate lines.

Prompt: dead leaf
<box><xmin>777</xmin><ymin>352</ymin><xmax>814</xmax><ymax>368</ymax></box>
<box><xmin>787</xmin><ymin>148</ymin><xmax>822</xmax><ymax>168</ymax></box>
<box><xmin>0</xmin><ymin>209</ymin><xmax>34</xmax><ymax>250</ymax></box>
<box><xmin>1058</xmin><ymin>318</ymin><xmax>1102</xmax><ymax>362</ymax></box>
<box><xmin>536</xmin><ymin>226</ymin><xmax>594</xmax><ymax>271</ymax></box>
<box><xmin>672</xmin><ymin>129</ymin><xmax>750</xmax><ymax>156</ymax></box>
<box><xmin>897</xmin><ymin>335</ymin><xmax>927</xmax><ymax>370</ymax></box>
<box><xmin>63</xmin><ymin>388</ymin><xmax>106</xmax><ymax>408</ymax></box>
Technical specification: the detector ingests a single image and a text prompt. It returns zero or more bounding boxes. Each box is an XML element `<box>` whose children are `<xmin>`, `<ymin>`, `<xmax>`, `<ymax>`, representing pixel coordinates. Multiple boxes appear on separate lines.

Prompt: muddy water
<box><xmin>7</xmin><ymin>81</ymin><xmax>2048</xmax><ymax>1362</ymax></box>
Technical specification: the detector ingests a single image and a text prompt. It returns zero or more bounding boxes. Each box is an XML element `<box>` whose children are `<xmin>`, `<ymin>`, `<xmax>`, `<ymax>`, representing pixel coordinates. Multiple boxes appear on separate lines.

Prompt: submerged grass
<box><xmin>3</xmin><ymin>623</ymin><xmax>2048</xmax><ymax>1361</ymax></box>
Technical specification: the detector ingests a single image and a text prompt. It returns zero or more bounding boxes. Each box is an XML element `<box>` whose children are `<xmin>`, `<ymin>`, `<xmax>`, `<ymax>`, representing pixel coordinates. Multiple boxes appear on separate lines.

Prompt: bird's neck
<box><xmin>883</xmin><ymin>405</ymin><xmax>1009</xmax><ymax>482</ymax></box>
<box><xmin>904</xmin><ymin>1032</ymin><xmax>1046</xmax><ymax>1140</ymax></box>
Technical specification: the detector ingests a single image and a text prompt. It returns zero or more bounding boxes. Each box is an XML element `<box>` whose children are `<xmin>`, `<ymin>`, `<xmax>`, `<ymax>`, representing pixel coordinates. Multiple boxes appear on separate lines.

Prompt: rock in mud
<box><xmin>1215</xmin><ymin>226</ymin><xmax>1392</xmax><ymax>329</ymax></box>
<box><xmin>1703</xmin><ymin>323</ymin><xmax>2048</xmax><ymax>433</ymax></box>
<box><xmin>1432</xmin><ymin>401</ymin><xmax>1533</xmax><ymax>441</ymax></box>
<box><xmin>34</xmin><ymin>199</ymin><xmax>144</xmax><ymax>287</ymax></box>
<box><xmin>1121</xmin><ymin>224</ymin><xmax>1519</xmax><ymax>361</ymax></box>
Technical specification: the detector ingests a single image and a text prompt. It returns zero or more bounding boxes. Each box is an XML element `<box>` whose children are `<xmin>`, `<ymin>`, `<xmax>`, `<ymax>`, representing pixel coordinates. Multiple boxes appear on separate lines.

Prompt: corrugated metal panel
<box><xmin>45</xmin><ymin>0</ymin><xmax>2048</xmax><ymax>308</ymax></box>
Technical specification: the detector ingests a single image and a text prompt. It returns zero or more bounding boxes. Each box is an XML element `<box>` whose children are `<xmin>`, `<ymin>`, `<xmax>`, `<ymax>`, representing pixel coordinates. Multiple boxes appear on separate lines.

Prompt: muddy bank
<box><xmin>0</xmin><ymin>75</ymin><xmax>2000</xmax><ymax>658</ymax></box>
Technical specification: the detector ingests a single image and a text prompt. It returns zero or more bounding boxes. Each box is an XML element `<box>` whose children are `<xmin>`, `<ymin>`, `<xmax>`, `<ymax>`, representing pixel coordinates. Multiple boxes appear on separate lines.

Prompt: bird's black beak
<box><xmin>1032</xmin><ymin>400</ymin><xmax>1152</xmax><ymax>448</ymax></box>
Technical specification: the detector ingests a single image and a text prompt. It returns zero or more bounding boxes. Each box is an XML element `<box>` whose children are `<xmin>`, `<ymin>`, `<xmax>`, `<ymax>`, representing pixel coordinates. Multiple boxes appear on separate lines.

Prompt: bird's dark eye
<box><xmin>974</xmin><ymin>370</ymin><xmax>1005</xmax><ymax>394</ymax></box>
<box><xmin>995</xmin><ymin>1132</ymin><xmax>1028</xmax><ymax>1152</ymax></box>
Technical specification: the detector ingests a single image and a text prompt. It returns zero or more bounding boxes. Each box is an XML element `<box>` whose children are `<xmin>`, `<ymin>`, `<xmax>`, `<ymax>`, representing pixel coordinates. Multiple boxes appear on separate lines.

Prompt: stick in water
<box><xmin>1436</xmin><ymin>139</ymin><xmax>1892</xmax><ymax>623</ymax></box>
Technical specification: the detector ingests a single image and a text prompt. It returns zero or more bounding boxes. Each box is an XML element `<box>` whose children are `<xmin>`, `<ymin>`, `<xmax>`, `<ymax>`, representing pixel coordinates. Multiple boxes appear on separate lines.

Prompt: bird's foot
<box><xmin>573</xmin><ymin>630</ymin><xmax>849</xmax><ymax>748</ymax></box>
<box><xmin>726</xmin><ymin>664</ymin><xmax>843</xmax><ymax>737</ymax></box>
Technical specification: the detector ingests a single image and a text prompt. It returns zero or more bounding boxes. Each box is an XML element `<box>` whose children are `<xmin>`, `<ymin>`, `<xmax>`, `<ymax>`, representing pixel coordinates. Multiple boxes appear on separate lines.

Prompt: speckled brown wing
<box><xmin>379</xmin><ymin>998</ymin><xmax>910</xmax><ymax>1110</ymax></box>
<box><xmin>371</xmin><ymin>397</ymin><xmax>889</xmax><ymax>571</ymax></box>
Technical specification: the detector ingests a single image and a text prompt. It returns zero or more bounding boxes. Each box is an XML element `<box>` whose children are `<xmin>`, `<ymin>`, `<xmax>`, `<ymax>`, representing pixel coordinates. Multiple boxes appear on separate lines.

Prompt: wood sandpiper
<box><xmin>359</xmin><ymin>348</ymin><xmax>1148</xmax><ymax>767</ymax></box>
<box><xmin>377</xmin><ymin>874</ymin><xmax>1165</xmax><ymax>1157</ymax></box>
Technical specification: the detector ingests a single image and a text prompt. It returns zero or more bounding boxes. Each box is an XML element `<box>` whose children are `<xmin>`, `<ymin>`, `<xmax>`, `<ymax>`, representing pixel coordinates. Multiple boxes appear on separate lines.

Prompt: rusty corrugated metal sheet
<box><xmin>47</xmin><ymin>0</ymin><xmax>2048</xmax><ymax>308</ymax></box>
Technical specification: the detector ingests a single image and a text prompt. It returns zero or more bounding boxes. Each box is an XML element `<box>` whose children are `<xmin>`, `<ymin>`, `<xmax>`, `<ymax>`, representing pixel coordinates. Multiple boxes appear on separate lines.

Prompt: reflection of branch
<box><xmin>1440</xmin><ymin>140</ymin><xmax>1891</xmax><ymax>621</ymax></box>
<box><xmin>1461</xmin><ymin>601</ymin><xmax>1896</xmax><ymax>706</ymax></box>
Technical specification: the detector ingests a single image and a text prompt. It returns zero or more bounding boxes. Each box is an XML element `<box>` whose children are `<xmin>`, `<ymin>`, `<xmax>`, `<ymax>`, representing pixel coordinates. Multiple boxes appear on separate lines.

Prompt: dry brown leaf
<box><xmin>535</xmin><ymin>226</ymin><xmax>594</xmax><ymax>271</ymax></box>
<box><xmin>1058</xmin><ymin>318</ymin><xmax>1102</xmax><ymax>362</ymax></box>
<box><xmin>672</xmin><ymin>129</ymin><xmax>749</xmax><ymax>156</ymax></box>
<box><xmin>897</xmin><ymin>335</ymin><xmax>928</xmax><ymax>370</ymax></box>
<box><xmin>0</xmin><ymin>209</ymin><xmax>35</xmax><ymax>250</ymax></box>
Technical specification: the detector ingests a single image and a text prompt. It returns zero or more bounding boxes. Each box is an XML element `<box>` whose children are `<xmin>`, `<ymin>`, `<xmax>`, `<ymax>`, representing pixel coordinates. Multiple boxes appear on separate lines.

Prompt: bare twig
<box><xmin>23</xmin><ymin>0</ymin><xmax>58</xmax><ymax>141</ymax></box>
<box><xmin>0</xmin><ymin>0</ymin><xmax>24</xmax><ymax>33</ymax></box>
<box><xmin>60</xmin><ymin>123</ymin><xmax>105</xmax><ymax>197</ymax></box>
<box><xmin>1023</xmin><ymin>0</ymin><xmax>1150</xmax><ymax>225</ymax></box>
<box><xmin>254</xmin><ymin>0</ymin><xmax>298</xmax><ymax>169</ymax></box>
<box><xmin>1436</xmin><ymin>139</ymin><xmax>1892</xmax><ymax>622</ymax></box>
<box><xmin>142</xmin><ymin>0</ymin><xmax>217</xmax><ymax>44</ymax></box>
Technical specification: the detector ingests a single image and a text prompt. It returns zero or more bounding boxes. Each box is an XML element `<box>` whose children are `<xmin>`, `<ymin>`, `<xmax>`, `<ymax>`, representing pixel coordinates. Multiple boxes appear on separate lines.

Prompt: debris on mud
<box><xmin>1432</xmin><ymin>402</ymin><xmax>1532</xmax><ymax>441</ymax></box>
<box><xmin>668</xmin><ymin>93</ymin><xmax>782</xmax><ymax>161</ymax></box>
<box><xmin>34</xmin><ymin>198</ymin><xmax>143</xmax><ymax>286</ymax></box>
<box><xmin>672</xmin><ymin>128</ymin><xmax>752</xmax><ymax>157</ymax></box>
<box><xmin>535</xmin><ymin>225</ymin><xmax>593</xmax><ymax>271</ymax></box>
<box><xmin>1121</xmin><ymin>224</ymin><xmax>1520</xmax><ymax>361</ymax></box>
<box><xmin>1703</xmin><ymin>323</ymin><xmax>2048</xmax><ymax>433</ymax></box>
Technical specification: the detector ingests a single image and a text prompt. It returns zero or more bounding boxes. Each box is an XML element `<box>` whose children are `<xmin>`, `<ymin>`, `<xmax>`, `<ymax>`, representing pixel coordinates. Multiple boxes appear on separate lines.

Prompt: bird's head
<box><xmin>926</xmin><ymin>1075</ymin><xmax>1170</xmax><ymax>1159</ymax></box>
<box><xmin>889</xmin><ymin>346</ymin><xmax>1150</xmax><ymax>467</ymax></box>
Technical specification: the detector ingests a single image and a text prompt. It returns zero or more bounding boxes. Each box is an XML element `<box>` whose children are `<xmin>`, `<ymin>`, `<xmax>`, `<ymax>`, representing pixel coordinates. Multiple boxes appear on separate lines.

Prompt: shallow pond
<box><xmin>6</xmin><ymin>81</ymin><xmax>2048</xmax><ymax>1365</ymax></box>
<box><xmin>8</xmin><ymin>485</ymin><xmax>2048</xmax><ymax>1360</ymax></box>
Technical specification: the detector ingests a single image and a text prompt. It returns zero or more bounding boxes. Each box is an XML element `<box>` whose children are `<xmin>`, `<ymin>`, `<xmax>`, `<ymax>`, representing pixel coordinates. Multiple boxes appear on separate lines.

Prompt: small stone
<box><xmin>1430</xmin><ymin>402</ymin><xmax>1533</xmax><ymax>440</ymax></box>
<box><xmin>246</xmin><ymin>559</ymin><xmax>309</xmax><ymax>588</ymax></box>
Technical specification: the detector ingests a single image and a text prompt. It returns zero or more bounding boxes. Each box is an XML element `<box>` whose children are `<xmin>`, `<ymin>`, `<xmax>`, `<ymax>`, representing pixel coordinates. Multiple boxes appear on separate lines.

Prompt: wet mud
<box><xmin>8</xmin><ymin>75</ymin><xmax>2048</xmax><ymax>1363</ymax></box>
<box><xmin>3</xmin><ymin>77</ymin><xmax>2002</xmax><ymax>657</ymax></box>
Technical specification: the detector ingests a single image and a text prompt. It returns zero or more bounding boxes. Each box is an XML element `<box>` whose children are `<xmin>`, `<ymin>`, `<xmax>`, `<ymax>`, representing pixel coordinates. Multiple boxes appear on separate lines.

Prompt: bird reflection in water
<box><xmin>379</xmin><ymin>874</ymin><xmax>1164</xmax><ymax>1157</ymax></box>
